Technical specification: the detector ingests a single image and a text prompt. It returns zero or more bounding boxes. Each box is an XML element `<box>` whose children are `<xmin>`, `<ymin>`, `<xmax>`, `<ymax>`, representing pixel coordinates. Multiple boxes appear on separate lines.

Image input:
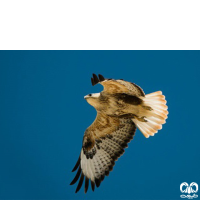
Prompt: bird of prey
<box><xmin>70</xmin><ymin>74</ymin><xmax>168</xmax><ymax>193</ymax></box>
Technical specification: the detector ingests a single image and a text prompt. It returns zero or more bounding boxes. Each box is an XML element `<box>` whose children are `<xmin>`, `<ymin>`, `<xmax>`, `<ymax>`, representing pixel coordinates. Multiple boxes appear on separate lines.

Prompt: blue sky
<box><xmin>0</xmin><ymin>51</ymin><xmax>200</xmax><ymax>200</ymax></box>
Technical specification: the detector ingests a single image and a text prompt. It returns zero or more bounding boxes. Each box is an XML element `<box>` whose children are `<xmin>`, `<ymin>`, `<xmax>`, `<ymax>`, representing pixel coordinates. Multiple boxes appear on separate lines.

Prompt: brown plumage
<box><xmin>70</xmin><ymin>74</ymin><xmax>168</xmax><ymax>193</ymax></box>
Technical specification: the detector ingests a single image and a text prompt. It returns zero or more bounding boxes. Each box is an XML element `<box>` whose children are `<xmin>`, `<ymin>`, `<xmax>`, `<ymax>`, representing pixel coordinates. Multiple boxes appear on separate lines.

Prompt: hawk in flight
<box><xmin>70</xmin><ymin>74</ymin><xmax>168</xmax><ymax>193</ymax></box>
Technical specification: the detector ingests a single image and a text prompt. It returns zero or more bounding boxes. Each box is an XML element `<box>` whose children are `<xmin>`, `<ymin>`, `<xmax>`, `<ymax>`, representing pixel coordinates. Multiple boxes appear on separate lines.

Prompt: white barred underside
<box><xmin>71</xmin><ymin>118</ymin><xmax>136</xmax><ymax>193</ymax></box>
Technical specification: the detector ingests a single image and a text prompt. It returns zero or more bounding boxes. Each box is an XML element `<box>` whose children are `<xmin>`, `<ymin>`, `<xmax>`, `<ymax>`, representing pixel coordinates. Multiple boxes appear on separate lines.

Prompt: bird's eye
<box><xmin>88</xmin><ymin>94</ymin><xmax>92</xmax><ymax>96</ymax></box>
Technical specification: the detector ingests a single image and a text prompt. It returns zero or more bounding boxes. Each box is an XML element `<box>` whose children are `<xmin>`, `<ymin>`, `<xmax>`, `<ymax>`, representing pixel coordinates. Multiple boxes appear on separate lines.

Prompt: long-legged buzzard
<box><xmin>70</xmin><ymin>74</ymin><xmax>168</xmax><ymax>193</ymax></box>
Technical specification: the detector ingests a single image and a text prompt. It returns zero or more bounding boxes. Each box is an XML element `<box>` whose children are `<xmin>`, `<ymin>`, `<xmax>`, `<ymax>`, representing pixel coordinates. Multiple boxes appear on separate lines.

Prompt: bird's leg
<box><xmin>142</xmin><ymin>105</ymin><xmax>153</xmax><ymax>111</ymax></box>
<box><xmin>133</xmin><ymin>115</ymin><xmax>148</xmax><ymax>122</ymax></box>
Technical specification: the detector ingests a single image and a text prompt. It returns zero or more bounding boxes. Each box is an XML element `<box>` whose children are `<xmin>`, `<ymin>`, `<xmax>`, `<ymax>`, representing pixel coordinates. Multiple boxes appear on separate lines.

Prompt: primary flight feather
<box><xmin>70</xmin><ymin>74</ymin><xmax>168</xmax><ymax>193</ymax></box>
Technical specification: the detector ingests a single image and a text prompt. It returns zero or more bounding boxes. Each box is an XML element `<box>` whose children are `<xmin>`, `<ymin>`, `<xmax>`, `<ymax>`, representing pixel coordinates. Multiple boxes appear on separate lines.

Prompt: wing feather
<box><xmin>70</xmin><ymin>166</ymin><xmax>81</xmax><ymax>185</ymax></box>
<box><xmin>91</xmin><ymin>74</ymin><xmax>144</xmax><ymax>97</ymax></box>
<box><xmin>84</xmin><ymin>177</ymin><xmax>89</xmax><ymax>193</ymax></box>
<box><xmin>71</xmin><ymin>156</ymin><xmax>80</xmax><ymax>172</ymax></box>
<box><xmin>70</xmin><ymin>113</ymin><xmax>136</xmax><ymax>193</ymax></box>
<box><xmin>75</xmin><ymin>172</ymin><xmax>84</xmax><ymax>193</ymax></box>
<box><xmin>91</xmin><ymin>180</ymin><xmax>95</xmax><ymax>191</ymax></box>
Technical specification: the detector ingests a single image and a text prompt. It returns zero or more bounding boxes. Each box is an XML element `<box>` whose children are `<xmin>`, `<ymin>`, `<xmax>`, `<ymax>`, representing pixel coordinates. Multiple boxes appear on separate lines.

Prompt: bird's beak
<box><xmin>84</xmin><ymin>95</ymin><xmax>89</xmax><ymax>99</ymax></box>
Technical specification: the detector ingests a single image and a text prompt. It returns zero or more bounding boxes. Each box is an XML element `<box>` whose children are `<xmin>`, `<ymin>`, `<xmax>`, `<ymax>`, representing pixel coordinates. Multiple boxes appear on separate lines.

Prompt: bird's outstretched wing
<box><xmin>70</xmin><ymin>112</ymin><xmax>136</xmax><ymax>193</ymax></box>
<box><xmin>91</xmin><ymin>73</ymin><xmax>145</xmax><ymax>97</ymax></box>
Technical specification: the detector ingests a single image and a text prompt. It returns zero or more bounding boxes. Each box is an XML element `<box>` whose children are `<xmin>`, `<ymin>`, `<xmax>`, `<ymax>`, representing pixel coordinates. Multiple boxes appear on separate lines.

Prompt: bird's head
<box><xmin>84</xmin><ymin>93</ymin><xmax>101</xmax><ymax>108</ymax></box>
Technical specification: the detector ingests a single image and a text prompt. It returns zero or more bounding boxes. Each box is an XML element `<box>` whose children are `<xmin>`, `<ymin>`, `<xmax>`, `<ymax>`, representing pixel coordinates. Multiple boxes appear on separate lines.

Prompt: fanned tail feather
<box><xmin>132</xmin><ymin>91</ymin><xmax>168</xmax><ymax>138</ymax></box>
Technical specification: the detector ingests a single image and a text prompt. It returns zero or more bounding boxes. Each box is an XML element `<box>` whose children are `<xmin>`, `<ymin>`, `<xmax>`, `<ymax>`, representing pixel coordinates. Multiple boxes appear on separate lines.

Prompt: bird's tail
<box><xmin>132</xmin><ymin>91</ymin><xmax>168</xmax><ymax>138</ymax></box>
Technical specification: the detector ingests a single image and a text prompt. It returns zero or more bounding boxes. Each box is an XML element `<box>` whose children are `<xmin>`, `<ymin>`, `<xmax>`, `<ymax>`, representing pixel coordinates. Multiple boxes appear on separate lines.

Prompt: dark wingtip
<box><xmin>95</xmin><ymin>178</ymin><xmax>101</xmax><ymax>188</ymax></box>
<box><xmin>92</xmin><ymin>74</ymin><xmax>99</xmax><ymax>85</ymax></box>
<box><xmin>98</xmin><ymin>74</ymin><xmax>105</xmax><ymax>82</ymax></box>
<box><xmin>91</xmin><ymin>78</ymin><xmax>95</xmax><ymax>86</ymax></box>
<box><xmin>75</xmin><ymin>173</ymin><xmax>84</xmax><ymax>193</ymax></box>
<box><xmin>91</xmin><ymin>74</ymin><xmax>105</xmax><ymax>85</ymax></box>
<box><xmin>84</xmin><ymin>177</ymin><xmax>89</xmax><ymax>193</ymax></box>
<box><xmin>91</xmin><ymin>180</ymin><xmax>95</xmax><ymax>191</ymax></box>
<box><xmin>70</xmin><ymin>166</ymin><xmax>81</xmax><ymax>185</ymax></box>
<box><xmin>101</xmin><ymin>175</ymin><xmax>105</xmax><ymax>181</ymax></box>
<box><xmin>72</xmin><ymin>157</ymin><xmax>80</xmax><ymax>172</ymax></box>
